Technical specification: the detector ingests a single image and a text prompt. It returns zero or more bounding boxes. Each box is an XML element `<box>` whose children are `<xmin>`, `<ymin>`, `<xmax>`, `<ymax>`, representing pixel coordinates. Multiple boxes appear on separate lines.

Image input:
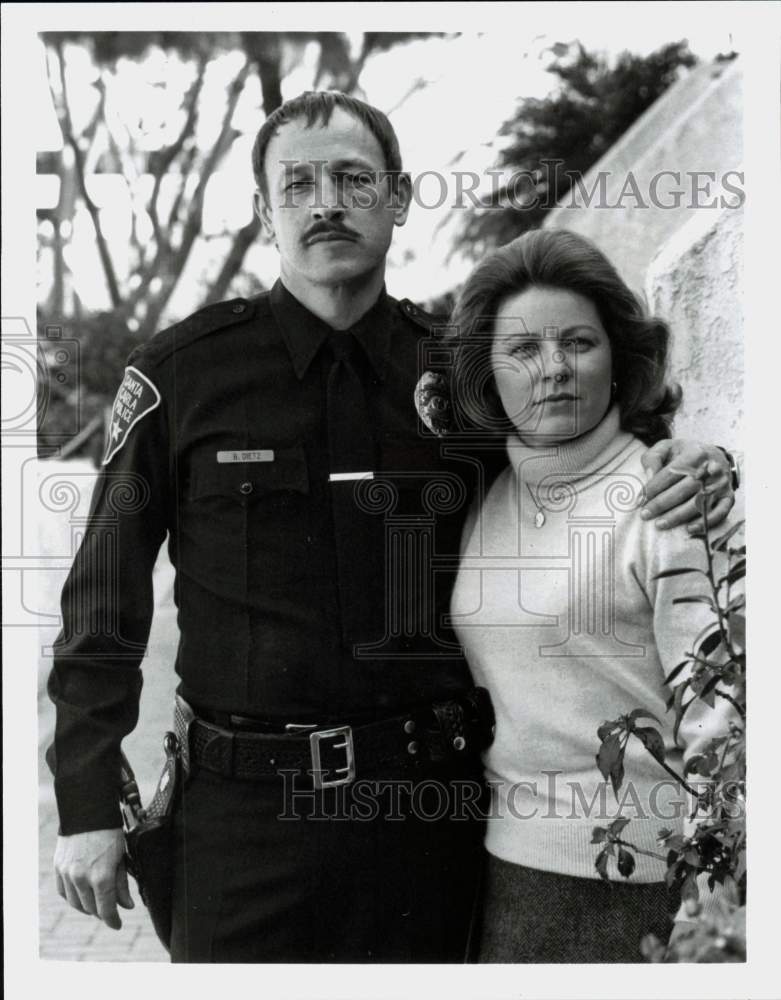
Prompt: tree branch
<box><xmin>140</xmin><ymin>58</ymin><xmax>251</xmax><ymax>336</ymax></box>
<box><xmin>199</xmin><ymin>36</ymin><xmax>287</xmax><ymax>307</ymax></box>
<box><xmin>48</xmin><ymin>40</ymin><xmax>122</xmax><ymax>309</ymax></box>
<box><xmin>202</xmin><ymin>216</ymin><xmax>262</xmax><ymax>305</ymax></box>
<box><xmin>148</xmin><ymin>57</ymin><xmax>207</xmax><ymax>253</ymax></box>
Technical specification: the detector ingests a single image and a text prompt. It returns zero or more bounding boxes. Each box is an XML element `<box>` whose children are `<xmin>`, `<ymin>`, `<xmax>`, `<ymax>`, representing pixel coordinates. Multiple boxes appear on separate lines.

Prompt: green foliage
<box><xmin>591</xmin><ymin>487</ymin><xmax>746</xmax><ymax>963</ymax></box>
<box><xmin>452</xmin><ymin>40</ymin><xmax>697</xmax><ymax>258</ymax></box>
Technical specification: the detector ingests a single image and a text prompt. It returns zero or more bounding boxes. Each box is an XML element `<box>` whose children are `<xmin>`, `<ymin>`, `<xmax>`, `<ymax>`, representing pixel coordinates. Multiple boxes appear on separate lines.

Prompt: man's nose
<box><xmin>312</xmin><ymin>175</ymin><xmax>347</xmax><ymax>218</ymax></box>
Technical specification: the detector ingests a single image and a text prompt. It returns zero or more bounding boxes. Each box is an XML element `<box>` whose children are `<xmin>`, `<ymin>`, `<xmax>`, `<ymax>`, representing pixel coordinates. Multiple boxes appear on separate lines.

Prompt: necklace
<box><xmin>525</xmin><ymin>482</ymin><xmax>546</xmax><ymax>528</ymax></box>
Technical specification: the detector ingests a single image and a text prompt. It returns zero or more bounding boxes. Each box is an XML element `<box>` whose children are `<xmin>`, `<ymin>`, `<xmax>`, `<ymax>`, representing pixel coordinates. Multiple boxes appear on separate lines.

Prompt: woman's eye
<box><xmin>511</xmin><ymin>342</ymin><xmax>538</xmax><ymax>357</ymax></box>
<box><xmin>561</xmin><ymin>338</ymin><xmax>593</xmax><ymax>352</ymax></box>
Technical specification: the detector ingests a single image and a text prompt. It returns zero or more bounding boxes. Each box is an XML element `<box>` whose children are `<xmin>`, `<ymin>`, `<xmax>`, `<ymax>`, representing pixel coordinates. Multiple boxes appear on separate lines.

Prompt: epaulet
<box><xmin>396</xmin><ymin>298</ymin><xmax>442</xmax><ymax>333</ymax></box>
<box><xmin>128</xmin><ymin>294</ymin><xmax>267</xmax><ymax>369</ymax></box>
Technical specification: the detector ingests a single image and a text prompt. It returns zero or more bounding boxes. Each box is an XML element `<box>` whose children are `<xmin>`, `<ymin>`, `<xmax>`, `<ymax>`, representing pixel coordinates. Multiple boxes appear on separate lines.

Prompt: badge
<box><xmin>102</xmin><ymin>365</ymin><xmax>161</xmax><ymax>466</ymax></box>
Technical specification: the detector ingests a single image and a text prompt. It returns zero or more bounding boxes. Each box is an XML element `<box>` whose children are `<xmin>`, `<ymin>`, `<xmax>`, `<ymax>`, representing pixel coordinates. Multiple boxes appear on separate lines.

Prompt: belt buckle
<box><xmin>309</xmin><ymin>726</ymin><xmax>355</xmax><ymax>790</ymax></box>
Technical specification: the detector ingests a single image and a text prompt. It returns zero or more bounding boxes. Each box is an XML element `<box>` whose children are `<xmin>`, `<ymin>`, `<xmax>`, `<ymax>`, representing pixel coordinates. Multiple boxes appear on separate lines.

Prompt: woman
<box><xmin>439</xmin><ymin>230</ymin><xmax>738</xmax><ymax>962</ymax></box>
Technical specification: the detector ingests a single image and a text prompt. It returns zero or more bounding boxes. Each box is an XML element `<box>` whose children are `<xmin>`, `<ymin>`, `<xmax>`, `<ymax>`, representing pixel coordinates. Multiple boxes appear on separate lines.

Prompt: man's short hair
<box><xmin>252</xmin><ymin>90</ymin><xmax>403</xmax><ymax>198</ymax></box>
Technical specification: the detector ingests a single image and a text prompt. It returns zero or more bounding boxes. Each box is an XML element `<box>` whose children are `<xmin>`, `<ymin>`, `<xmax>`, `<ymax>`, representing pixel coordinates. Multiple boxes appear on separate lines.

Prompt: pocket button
<box><xmin>239</xmin><ymin>481</ymin><xmax>253</xmax><ymax>495</ymax></box>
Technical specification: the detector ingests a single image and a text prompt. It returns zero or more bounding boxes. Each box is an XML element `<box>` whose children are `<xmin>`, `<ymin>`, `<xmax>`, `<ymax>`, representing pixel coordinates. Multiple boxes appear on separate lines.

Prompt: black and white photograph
<box><xmin>2</xmin><ymin>2</ymin><xmax>778</xmax><ymax>997</ymax></box>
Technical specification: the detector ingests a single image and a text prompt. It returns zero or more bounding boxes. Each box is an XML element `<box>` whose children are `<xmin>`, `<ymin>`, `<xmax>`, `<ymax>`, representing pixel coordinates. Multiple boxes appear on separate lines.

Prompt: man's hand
<box><xmin>54</xmin><ymin>828</ymin><xmax>134</xmax><ymax>930</ymax></box>
<box><xmin>640</xmin><ymin>441</ymin><xmax>734</xmax><ymax>532</ymax></box>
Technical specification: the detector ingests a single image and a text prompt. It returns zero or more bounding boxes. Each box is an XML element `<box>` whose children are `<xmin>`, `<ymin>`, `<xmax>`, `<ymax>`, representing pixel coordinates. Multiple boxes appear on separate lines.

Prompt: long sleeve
<box><xmin>47</xmin><ymin>356</ymin><xmax>170</xmax><ymax>834</ymax></box>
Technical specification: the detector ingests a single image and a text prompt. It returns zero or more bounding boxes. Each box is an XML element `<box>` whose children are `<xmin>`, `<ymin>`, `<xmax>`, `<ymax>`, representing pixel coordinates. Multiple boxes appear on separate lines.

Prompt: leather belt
<box><xmin>174</xmin><ymin>689</ymin><xmax>494</xmax><ymax>790</ymax></box>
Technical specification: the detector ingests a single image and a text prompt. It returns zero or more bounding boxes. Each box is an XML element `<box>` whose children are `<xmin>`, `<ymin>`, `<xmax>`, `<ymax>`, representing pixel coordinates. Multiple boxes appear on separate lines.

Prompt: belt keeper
<box><xmin>174</xmin><ymin>694</ymin><xmax>196</xmax><ymax>776</ymax></box>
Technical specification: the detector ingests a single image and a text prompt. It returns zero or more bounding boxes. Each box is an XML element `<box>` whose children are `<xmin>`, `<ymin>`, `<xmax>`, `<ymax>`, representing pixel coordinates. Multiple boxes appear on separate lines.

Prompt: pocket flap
<box><xmin>188</xmin><ymin>444</ymin><xmax>309</xmax><ymax>500</ymax></box>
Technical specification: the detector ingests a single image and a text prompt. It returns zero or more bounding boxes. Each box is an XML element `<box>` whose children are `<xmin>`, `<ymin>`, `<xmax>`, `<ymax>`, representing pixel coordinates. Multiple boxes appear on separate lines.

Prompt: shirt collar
<box><xmin>270</xmin><ymin>278</ymin><xmax>391</xmax><ymax>382</ymax></box>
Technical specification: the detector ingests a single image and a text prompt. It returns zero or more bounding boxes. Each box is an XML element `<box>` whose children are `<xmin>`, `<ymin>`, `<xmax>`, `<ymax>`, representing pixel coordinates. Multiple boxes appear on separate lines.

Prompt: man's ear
<box><xmin>392</xmin><ymin>172</ymin><xmax>413</xmax><ymax>228</ymax></box>
<box><xmin>253</xmin><ymin>189</ymin><xmax>275</xmax><ymax>241</ymax></box>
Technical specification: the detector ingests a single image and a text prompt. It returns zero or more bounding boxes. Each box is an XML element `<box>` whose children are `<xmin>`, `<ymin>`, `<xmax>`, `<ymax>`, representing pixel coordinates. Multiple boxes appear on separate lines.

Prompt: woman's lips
<box><xmin>536</xmin><ymin>394</ymin><xmax>578</xmax><ymax>405</ymax></box>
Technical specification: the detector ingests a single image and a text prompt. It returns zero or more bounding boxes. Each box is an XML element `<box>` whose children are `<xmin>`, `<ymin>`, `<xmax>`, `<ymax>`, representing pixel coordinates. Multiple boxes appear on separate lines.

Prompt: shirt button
<box><xmin>239</xmin><ymin>482</ymin><xmax>253</xmax><ymax>495</ymax></box>
<box><xmin>232</xmin><ymin>302</ymin><xmax>246</xmax><ymax>314</ymax></box>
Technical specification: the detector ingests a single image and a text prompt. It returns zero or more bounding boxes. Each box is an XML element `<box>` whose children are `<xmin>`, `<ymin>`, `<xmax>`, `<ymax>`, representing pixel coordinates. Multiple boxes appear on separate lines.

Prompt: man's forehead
<box><xmin>265</xmin><ymin>110</ymin><xmax>385</xmax><ymax>168</ymax></box>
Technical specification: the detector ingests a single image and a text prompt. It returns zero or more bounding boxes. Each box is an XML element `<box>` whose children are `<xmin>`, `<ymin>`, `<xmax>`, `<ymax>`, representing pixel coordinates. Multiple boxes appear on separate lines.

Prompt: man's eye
<box><xmin>287</xmin><ymin>179</ymin><xmax>314</xmax><ymax>190</ymax></box>
<box><xmin>337</xmin><ymin>172</ymin><xmax>375</xmax><ymax>186</ymax></box>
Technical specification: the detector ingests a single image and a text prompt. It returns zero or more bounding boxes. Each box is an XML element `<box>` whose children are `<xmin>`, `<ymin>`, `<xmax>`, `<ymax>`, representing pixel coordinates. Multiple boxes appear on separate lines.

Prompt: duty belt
<box><xmin>174</xmin><ymin>690</ymin><xmax>494</xmax><ymax>790</ymax></box>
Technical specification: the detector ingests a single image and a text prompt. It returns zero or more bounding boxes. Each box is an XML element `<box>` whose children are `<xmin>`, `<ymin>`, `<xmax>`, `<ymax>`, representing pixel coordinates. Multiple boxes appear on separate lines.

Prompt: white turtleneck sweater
<box><xmin>452</xmin><ymin>407</ymin><xmax>739</xmax><ymax>902</ymax></box>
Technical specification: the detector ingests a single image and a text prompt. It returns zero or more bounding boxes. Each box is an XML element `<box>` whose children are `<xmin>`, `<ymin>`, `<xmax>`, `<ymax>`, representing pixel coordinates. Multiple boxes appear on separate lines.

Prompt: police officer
<box><xmin>48</xmin><ymin>91</ymin><xmax>736</xmax><ymax>963</ymax></box>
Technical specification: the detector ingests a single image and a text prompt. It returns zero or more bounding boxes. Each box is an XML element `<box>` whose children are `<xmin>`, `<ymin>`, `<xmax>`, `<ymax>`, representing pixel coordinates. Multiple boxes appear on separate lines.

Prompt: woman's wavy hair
<box><xmin>448</xmin><ymin>229</ymin><xmax>681</xmax><ymax>445</ymax></box>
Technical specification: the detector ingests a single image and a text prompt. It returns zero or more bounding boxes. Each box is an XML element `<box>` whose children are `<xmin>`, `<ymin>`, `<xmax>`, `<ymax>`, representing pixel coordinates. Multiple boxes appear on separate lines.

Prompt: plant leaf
<box><xmin>672</xmin><ymin>596</ymin><xmax>717</xmax><ymax>611</ymax></box>
<box><xmin>729</xmin><ymin>612</ymin><xmax>745</xmax><ymax>651</ymax></box>
<box><xmin>617</xmin><ymin>846</ymin><xmax>636</xmax><ymax>878</ymax></box>
<box><xmin>726</xmin><ymin>594</ymin><xmax>746</xmax><ymax>613</ymax></box>
<box><xmin>698</xmin><ymin>674</ymin><xmax>721</xmax><ymax>708</ymax></box>
<box><xmin>652</xmin><ymin>567</ymin><xmax>705</xmax><ymax>580</ymax></box>
<box><xmin>597</xmin><ymin>720</ymin><xmax>618</xmax><ymax>742</ymax></box>
<box><xmin>591</xmin><ymin>826</ymin><xmax>608</xmax><ymax>844</ymax></box>
<box><xmin>672</xmin><ymin>685</ymin><xmax>695</xmax><ymax>744</ymax></box>
<box><xmin>610</xmin><ymin>756</ymin><xmax>625</xmax><ymax>798</ymax></box>
<box><xmin>712</xmin><ymin>521</ymin><xmax>745</xmax><ymax>552</ymax></box>
<box><xmin>608</xmin><ymin>816</ymin><xmax>631</xmax><ymax>837</ymax></box>
<box><xmin>627</xmin><ymin>708</ymin><xmax>662</xmax><ymax>726</ymax></box>
<box><xmin>664</xmin><ymin>659</ymin><xmax>690</xmax><ymax>685</ymax></box>
<box><xmin>634</xmin><ymin>726</ymin><xmax>666</xmax><ymax>764</ymax></box>
<box><xmin>596</xmin><ymin>733</ymin><xmax>622</xmax><ymax>783</ymax></box>
<box><xmin>696</xmin><ymin>628</ymin><xmax>724</xmax><ymax>659</ymax></box>
<box><xmin>595</xmin><ymin>847</ymin><xmax>610</xmax><ymax>883</ymax></box>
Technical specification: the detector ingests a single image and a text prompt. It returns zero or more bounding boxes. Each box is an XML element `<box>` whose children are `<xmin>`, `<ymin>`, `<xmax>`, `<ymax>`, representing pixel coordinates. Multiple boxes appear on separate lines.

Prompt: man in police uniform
<box><xmin>48</xmin><ymin>91</ymin><xmax>736</xmax><ymax>962</ymax></box>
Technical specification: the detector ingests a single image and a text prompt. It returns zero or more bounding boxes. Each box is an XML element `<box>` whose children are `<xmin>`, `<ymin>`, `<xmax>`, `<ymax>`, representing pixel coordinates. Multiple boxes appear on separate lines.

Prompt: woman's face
<box><xmin>490</xmin><ymin>284</ymin><xmax>614</xmax><ymax>445</ymax></box>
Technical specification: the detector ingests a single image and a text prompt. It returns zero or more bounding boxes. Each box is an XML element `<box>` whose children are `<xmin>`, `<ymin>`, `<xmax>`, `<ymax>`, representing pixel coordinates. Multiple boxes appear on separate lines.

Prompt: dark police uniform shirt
<box><xmin>48</xmin><ymin>280</ymin><xmax>495</xmax><ymax>835</ymax></box>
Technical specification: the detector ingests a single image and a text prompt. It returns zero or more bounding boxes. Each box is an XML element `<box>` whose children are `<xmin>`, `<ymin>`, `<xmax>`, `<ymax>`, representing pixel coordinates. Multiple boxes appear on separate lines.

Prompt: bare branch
<box><xmin>202</xmin><ymin>216</ymin><xmax>262</xmax><ymax>305</ymax></box>
<box><xmin>48</xmin><ymin>39</ymin><xmax>123</xmax><ymax>309</ymax></box>
<box><xmin>148</xmin><ymin>56</ymin><xmax>207</xmax><ymax>252</ymax></box>
<box><xmin>140</xmin><ymin>58</ymin><xmax>251</xmax><ymax>336</ymax></box>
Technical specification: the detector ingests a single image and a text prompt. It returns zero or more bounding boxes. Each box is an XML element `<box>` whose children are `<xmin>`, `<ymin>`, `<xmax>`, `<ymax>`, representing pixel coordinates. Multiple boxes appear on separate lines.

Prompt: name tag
<box><xmin>217</xmin><ymin>450</ymin><xmax>275</xmax><ymax>464</ymax></box>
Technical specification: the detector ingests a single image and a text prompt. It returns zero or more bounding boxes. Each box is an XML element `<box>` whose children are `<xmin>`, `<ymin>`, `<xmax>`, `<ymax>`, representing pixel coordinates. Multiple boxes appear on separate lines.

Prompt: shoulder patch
<box><xmin>102</xmin><ymin>366</ymin><xmax>161</xmax><ymax>466</ymax></box>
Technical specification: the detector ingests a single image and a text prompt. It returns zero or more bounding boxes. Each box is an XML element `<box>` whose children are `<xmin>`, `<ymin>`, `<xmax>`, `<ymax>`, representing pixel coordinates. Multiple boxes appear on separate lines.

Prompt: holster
<box><xmin>119</xmin><ymin>732</ymin><xmax>181</xmax><ymax>952</ymax></box>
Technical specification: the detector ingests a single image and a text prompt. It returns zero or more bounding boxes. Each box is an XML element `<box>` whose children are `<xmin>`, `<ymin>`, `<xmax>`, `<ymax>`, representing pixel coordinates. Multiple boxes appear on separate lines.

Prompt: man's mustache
<box><xmin>303</xmin><ymin>221</ymin><xmax>360</xmax><ymax>244</ymax></box>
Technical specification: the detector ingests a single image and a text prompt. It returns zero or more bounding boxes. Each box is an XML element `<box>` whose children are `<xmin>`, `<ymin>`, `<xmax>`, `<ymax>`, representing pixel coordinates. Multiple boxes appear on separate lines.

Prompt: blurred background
<box><xmin>30</xmin><ymin>24</ymin><xmax>746</xmax><ymax>960</ymax></box>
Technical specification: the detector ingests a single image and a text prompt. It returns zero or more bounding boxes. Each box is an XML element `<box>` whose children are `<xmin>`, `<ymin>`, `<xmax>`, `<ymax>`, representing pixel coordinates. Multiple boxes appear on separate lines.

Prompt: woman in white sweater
<box><xmin>443</xmin><ymin>230</ymin><xmax>740</xmax><ymax>962</ymax></box>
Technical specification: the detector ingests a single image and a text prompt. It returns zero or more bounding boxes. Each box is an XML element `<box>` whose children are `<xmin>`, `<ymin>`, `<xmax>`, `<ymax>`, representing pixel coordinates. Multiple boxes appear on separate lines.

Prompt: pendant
<box><xmin>534</xmin><ymin>510</ymin><xmax>546</xmax><ymax>529</ymax></box>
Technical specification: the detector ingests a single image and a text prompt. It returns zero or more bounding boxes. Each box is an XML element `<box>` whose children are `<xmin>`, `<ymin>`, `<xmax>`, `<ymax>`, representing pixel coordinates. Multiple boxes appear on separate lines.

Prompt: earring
<box><xmin>611</xmin><ymin>380</ymin><xmax>618</xmax><ymax>399</ymax></box>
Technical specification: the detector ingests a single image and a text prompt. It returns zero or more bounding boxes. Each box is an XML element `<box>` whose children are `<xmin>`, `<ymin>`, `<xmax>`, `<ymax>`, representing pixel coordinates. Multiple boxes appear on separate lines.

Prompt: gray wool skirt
<box><xmin>474</xmin><ymin>852</ymin><xmax>680</xmax><ymax>963</ymax></box>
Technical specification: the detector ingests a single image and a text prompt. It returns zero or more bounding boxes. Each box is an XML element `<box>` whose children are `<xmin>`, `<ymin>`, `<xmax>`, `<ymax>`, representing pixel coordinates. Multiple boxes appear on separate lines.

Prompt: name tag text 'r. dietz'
<box><xmin>217</xmin><ymin>450</ymin><xmax>275</xmax><ymax>464</ymax></box>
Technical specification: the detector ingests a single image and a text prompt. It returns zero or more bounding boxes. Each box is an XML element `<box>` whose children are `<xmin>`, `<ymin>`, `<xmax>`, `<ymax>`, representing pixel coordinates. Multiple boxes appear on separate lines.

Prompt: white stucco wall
<box><xmin>646</xmin><ymin>204</ymin><xmax>743</xmax><ymax>449</ymax></box>
<box><xmin>545</xmin><ymin>56</ymin><xmax>744</xmax><ymax>449</ymax></box>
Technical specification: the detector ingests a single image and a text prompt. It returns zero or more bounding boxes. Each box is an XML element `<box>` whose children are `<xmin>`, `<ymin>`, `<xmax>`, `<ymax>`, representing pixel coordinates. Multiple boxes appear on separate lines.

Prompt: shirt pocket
<box><xmin>182</xmin><ymin>444</ymin><xmax>310</xmax><ymax>596</ymax></box>
<box><xmin>188</xmin><ymin>444</ymin><xmax>309</xmax><ymax>503</ymax></box>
